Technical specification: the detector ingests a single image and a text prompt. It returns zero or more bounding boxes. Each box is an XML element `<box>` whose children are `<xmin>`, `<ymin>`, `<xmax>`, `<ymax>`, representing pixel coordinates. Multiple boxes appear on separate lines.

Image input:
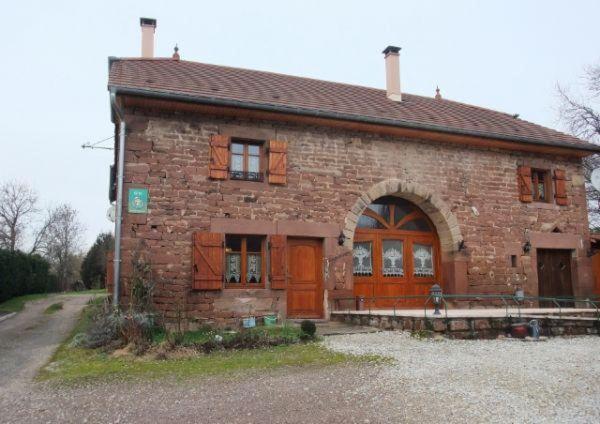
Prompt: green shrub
<box><xmin>0</xmin><ymin>249</ymin><xmax>57</xmax><ymax>304</ymax></box>
<box><xmin>300</xmin><ymin>320</ymin><xmax>317</xmax><ymax>338</ymax></box>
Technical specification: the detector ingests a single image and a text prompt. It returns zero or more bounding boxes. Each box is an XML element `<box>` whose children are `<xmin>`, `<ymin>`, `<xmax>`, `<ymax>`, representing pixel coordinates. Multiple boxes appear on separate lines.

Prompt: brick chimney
<box><xmin>140</xmin><ymin>18</ymin><xmax>157</xmax><ymax>58</ymax></box>
<box><xmin>383</xmin><ymin>46</ymin><xmax>402</xmax><ymax>101</ymax></box>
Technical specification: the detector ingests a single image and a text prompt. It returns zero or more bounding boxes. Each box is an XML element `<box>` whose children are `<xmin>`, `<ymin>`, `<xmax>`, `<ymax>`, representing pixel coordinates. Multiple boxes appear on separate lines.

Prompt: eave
<box><xmin>109</xmin><ymin>85</ymin><xmax>600</xmax><ymax>158</ymax></box>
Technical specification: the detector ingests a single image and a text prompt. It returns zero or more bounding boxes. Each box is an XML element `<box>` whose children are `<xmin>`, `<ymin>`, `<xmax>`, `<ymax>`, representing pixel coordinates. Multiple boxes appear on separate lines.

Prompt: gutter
<box><xmin>109</xmin><ymin>89</ymin><xmax>126</xmax><ymax>307</ymax></box>
<box><xmin>108</xmin><ymin>85</ymin><xmax>600</xmax><ymax>154</ymax></box>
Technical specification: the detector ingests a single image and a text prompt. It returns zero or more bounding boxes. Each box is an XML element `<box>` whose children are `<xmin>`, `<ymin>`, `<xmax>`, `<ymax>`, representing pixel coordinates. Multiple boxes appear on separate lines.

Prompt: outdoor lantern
<box><xmin>430</xmin><ymin>283</ymin><xmax>443</xmax><ymax>316</ymax></box>
<box><xmin>515</xmin><ymin>286</ymin><xmax>525</xmax><ymax>302</ymax></box>
<box><xmin>523</xmin><ymin>241</ymin><xmax>531</xmax><ymax>253</ymax></box>
<box><xmin>338</xmin><ymin>231</ymin><xmax>346</xmax><ymax>246</ymax></box>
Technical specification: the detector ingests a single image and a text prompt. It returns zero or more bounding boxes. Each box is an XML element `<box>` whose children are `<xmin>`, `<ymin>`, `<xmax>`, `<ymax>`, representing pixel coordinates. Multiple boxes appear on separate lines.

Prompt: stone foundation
<box><xmin>331</xmin><ymin>312</ymin><xmax>600</xmax><ymax>339</ymax></box>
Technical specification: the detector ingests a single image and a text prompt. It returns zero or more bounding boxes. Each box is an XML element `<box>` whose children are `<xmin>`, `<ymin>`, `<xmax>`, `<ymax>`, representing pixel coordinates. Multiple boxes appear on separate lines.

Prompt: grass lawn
<box><xmin>44</xmin><ymin>302</ymin><xmax>64</xmax><ymax>314</ymax></box>
<box><xmin>38</xmin><ymin>300</ymin><xmax>383</xmax><ymax>383</ymax></box>
<box><xmin>0</xmin><ymin>289</ymin><xmax>107</xmax><ymax>314</ymax></box>
<box><xmin>0</xmin><ymin>293</ymin><xmax>50</xmax><ymax>313</ymax></box>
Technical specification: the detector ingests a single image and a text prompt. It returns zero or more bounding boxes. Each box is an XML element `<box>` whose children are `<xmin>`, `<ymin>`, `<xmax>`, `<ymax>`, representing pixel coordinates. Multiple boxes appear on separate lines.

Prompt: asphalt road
<box><xmin>0</xmin><ymin>294</ymin><xmax>93</xmax><ymax>398</ymax></box>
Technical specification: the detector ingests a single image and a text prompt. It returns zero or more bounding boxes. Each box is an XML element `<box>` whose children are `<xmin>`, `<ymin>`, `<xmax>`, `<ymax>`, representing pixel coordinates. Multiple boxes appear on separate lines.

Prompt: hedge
<box><xmin>0</xmin><ymin>249</ymin><xmax>58</xmax><ymax>304</ymax></box>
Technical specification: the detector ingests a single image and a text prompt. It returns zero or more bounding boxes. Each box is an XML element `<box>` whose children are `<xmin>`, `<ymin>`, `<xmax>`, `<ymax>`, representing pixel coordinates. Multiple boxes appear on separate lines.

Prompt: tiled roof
<box><xmin>108</xmin><ymin>58</ymin><xmax>597</xmax><ymax>152</ymax></box>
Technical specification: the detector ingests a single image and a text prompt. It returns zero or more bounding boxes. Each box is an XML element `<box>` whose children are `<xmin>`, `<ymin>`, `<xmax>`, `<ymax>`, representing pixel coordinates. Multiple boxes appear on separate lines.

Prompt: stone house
<box><xmin>107</xmin><ymin>19</ymin><xmax>600</xmax><ymax>324</ymax></box>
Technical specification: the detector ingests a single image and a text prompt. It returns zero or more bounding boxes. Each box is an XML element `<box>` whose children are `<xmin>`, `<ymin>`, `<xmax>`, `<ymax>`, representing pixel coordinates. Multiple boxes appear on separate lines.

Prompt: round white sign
<box><xmin>592</xmin><ymin>168</ymin><xmax>600</xmax><ymax>192</ymax></box>
<box><xmin>106</xmin><ymin>204</ymin><xmax>116</xmax><ymax>223</ymax></box>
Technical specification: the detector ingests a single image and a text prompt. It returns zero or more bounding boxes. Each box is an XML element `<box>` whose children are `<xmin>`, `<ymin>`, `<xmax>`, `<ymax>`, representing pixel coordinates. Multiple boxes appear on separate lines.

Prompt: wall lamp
<box><xmin>338</xmin><ymin>231</ymin><xmax>346</xmax><ymax>246</ymax></box>
<box><xmin>523</xmin><ymin>241</ymin><xmax>531</xmax><ymax>254</ymax></box>
<box><xmin>458</xmin><ymin>240</ymin><xmax>466</xmax><ymax>251</ymax></box>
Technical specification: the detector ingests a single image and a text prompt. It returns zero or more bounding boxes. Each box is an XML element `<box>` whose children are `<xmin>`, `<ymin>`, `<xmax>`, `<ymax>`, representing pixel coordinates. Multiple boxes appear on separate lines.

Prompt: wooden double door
<box><xmin>287</xmin><ymin>238</ymin><xmax>323</xmax><ymax>318</ymax></box>
<box><xmin>352</xmin><ymin>196</ymin><xmax>441</xmax><ymax>309</ymax></box>
<box><xmin>537</xmin><ymin>249</ymin><xmax>573</xmax><ymax>306</ymax></box>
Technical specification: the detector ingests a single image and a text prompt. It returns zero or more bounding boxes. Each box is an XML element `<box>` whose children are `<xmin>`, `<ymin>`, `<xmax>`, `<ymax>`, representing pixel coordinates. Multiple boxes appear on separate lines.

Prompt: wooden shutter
<box><xmin>268</xmin><ymin>140</ymin><xmax>287</xmax><ymax>184</ymax></box>
<box><xmin>209</xmin><ymin>134</ymin><xmax>230</xmax><ymax>179</ymax></box>
<box><xmin>517</xmin><ymin>166</ymin><xmax>533</xmax><ymax>203</ymax></box>
<box><xmin>554</xmin><ymin>169</ymin><xmax>568</xmax><ymax>206</ymax></box>
<box><xmin>192</xmin><ymin>232</ymin><xmax>224</xmax><ymax>290</ymax></box>
<box><xmin>269</xmin><ymin>235</ymin><xmax>287</xmax><ymax>289</ymax></box>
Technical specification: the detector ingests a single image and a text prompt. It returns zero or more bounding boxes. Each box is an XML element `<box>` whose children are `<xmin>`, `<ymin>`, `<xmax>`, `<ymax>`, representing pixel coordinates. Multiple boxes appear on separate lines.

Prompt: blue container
<box><xmin>242</xmin><ymin>317</ymin><xmax>256</xmax><ymax>328</ymax></box>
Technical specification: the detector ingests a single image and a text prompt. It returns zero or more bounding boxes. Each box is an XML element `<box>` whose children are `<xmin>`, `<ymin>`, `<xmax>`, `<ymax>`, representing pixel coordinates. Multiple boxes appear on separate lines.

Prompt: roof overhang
<box><xmin>109</xmin><ymin>85</ymin><xmax>600</xmax><ymax>157</ymax></box>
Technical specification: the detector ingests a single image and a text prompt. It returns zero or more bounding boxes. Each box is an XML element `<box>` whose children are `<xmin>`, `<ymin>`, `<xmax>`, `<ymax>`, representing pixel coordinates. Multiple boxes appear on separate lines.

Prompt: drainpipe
<box><xmin>110</xmin><ymin>89</ymin><xmax>125</xmax><ymax>307</ymax></box>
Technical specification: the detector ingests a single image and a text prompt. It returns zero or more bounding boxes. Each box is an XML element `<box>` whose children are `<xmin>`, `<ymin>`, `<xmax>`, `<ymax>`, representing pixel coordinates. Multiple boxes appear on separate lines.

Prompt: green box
<box><xmin>128</xmin><ymin>188</ymin><xmax>148</xmax><ymax>214</ymax></box>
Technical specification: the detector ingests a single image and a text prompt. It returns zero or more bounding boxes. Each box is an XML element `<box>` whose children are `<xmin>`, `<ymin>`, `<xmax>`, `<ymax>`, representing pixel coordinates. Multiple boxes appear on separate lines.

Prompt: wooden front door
<box><xmin>537</xmin><ymin>249</ymin><xmax>573</xmax><ymax>306</ymax></box>
<box><xmin>287</xmin><ymin>238</ymin><xmax>323</xmax><ymax>318</ymax></box>
<box><xmin>353</xmin><ymin>196</ymin><xmax>441</xmax><ymax>309</ymax></box>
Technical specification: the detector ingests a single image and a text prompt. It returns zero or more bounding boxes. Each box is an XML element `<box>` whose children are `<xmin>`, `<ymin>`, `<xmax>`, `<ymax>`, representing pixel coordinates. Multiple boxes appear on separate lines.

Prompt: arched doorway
<box><xmin>353</xmin><ymin>196</ymin><xmax>441</xmax><ymax>308</ymax></box>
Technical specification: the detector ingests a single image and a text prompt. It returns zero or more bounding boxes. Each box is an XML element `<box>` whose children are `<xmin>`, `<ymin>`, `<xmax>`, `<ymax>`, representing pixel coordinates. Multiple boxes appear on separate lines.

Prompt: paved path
<box><xmin>0</xmin><ymin>294</ymin><xmax>94</xmax><ymax>398</ymax></box>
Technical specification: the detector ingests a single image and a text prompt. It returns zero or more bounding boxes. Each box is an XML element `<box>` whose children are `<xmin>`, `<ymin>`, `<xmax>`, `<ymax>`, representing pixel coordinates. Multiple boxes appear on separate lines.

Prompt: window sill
<box><xmin>527</xmin><ymin>202</ymin><xmax>560</xmax><ymax>210</ymax></box>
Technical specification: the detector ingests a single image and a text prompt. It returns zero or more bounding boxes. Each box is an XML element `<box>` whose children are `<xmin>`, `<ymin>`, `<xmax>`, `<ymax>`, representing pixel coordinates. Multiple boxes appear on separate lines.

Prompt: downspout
<box><xmin>110</xmin><ymin>89</ymin><xmax>126</xmax><ymax>307</ymax></box>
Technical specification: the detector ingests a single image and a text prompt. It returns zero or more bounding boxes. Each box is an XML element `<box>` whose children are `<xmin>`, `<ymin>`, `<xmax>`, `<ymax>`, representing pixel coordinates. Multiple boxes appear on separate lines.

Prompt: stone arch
<box><xmin>343</xmin><ymin>179</ymin><xmax>462</xmax><ymax>254</ymax></box>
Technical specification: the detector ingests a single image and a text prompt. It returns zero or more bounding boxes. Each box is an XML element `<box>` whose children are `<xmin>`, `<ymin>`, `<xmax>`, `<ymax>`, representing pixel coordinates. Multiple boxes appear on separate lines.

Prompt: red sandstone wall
<box><xmin>117</xmin><ymin>107</ymin><xmax>591</xmax><ymax>324</ymax></box>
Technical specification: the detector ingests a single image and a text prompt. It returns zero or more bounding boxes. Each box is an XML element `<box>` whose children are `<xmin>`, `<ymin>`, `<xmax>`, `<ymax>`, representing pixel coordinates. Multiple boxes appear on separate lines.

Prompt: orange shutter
<box><xmin>554</xmin><ymin>169</ymin><xmax>568</xmax><ymax>206</ymax></box>
<box><xmin>268</xmin><ymin>140</ymin><xmax>287</xmax><ymax>184</ymax></box>
<box><xmin>209</xmin><ymin>134</ymin><xmax>230</xmax><ymax>179</ymax></box>
<box><xmin>192</xmin><ymin>232</ymin><xmax>224</xmax><ymax>290</ymax></box>
<box><xmin>517</xmin><ymin>166</ymin><xmax>533</xmax><ymax>203</ymax></box>
<box><xmin>269</xmin><ymin>235</ymin><xmax>287</xmax><ymax>289</ymax></box>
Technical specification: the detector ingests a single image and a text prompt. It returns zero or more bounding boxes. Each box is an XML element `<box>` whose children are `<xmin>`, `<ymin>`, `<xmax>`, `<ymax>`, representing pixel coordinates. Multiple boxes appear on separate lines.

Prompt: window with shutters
<box><xmin>230</xmin><ymin>140</ymin><xmax>264</xmax><ymax>182</ymax></box>
<box><xmin>531</xmin><ymin>169</ymin><xmax>551</xmax><ymax>202</ymax></box>
<box><xmin>225</xmin><ymin>235</ymin><xmax>265</xmax><ymax>288</ymax></box>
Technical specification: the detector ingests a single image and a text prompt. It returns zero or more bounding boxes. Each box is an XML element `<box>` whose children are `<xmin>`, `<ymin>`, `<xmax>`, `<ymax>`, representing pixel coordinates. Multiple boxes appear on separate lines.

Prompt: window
<box><xmin>413</xmin><ymin>243</ymin><xmax>434</xmax><ymax>277</ymax></box>
<box><xmin>230</xmin><ymin>141</ymin><xmax>263</xmax><ymax>181</ymax></box>
<box><xmin>531</xmin><ymin>169</ymin><xmax>550</xmax><ymax>202</ymax></box>
<box><xmin>353</xmin><ymin>241</ymin><xmax>373</xmax><ymax>276</ymax></box>
<box><xmin>225</xmin><ymin>235</ymin><xmax>264</xmax><ymax>287</ymax></box>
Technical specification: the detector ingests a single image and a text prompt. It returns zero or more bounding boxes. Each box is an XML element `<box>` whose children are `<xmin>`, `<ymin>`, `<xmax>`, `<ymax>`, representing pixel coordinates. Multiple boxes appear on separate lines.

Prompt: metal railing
<box><xmin>332</xmin><ymin>293</ymin><xmax>600</xmax><ymax>321</ymax></box>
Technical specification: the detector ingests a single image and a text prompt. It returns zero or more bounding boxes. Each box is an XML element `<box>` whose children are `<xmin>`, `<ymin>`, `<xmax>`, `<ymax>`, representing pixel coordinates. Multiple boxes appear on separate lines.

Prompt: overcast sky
<box><xmin>1</xmin><ymin>0</ymin><xmax>598</xmax><ymax>250</ymax></box>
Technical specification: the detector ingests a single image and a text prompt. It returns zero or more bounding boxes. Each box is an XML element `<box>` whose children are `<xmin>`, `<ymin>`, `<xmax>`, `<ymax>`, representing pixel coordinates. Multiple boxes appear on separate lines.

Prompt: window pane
<box><xmin>226</xmin><ymin>236</ymin><xmax>242</xmax><ymax>252</ymax></box>
<box><xmin>382</xmin><ymin>240</ymin><xmax>404</xmax><ymax>277</ymax></box>
<box><xmin>367</xmin><ymin>204</ymin><xmax>390</xmax><ymax>223</ymax></box>
<box><xmin>357</xmin><ymin>215</ymin><xmax>385</xmax><ymax>229</ymax></box>
<box><xmin>248</xmin><ymin>145</ymin><xmax>260</xmax><ymax>155</ymax></box>
<box><xmin>231</xmin><ymin>143</ymin><xmax>244</xmax><ymax>154</ymax></box>
<box><xmin>246</xmin><ymin>253</ymin><xmax>262</xmax><ymax>284</ymax></box>
<box><xmin>226</xmin><ymin>253</ymin><xmax>241</xmax><ymax>283</ymax></box>
<box><xmin>401</xmin><ymin>218</ymin><xmax>431</xmax><ymax>232</ymax></box>
<box><xmin>413</xmin><ymin>243</ymin><xmax>434</xmax><ymax>277</ymax></box>
<box><xmin>393</xmin><ymin>204</ymin><xmax>414</xmax><ymax>225</ymax></box>
<box><xmin>248</xmin><ymin>156</ymin><xmax>260</xmax><ymax>173</ymax></box>
<box><xmin>231</xmin><ymin>154</ymin><xmax>244</xmax><ymax>172</ymax></box>
<box><xmin>353</xmin><ymin>242</ymin><xmax>373</xmax><ymax>276</ymax></box>
<box><xmin>246</xmin><ymin>236</ymin><xmax>262</xmax><ymax>252</ymax></box>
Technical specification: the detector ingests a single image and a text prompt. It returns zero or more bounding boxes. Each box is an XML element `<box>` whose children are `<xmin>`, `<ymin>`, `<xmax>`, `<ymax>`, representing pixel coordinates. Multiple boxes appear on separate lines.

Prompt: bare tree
<box><xmin>0</xmin><ymin>181</ymin><xmax>38</xmax><ymax>252</ymax></box>
<box><xmin>41</xmin><ymin>204</ymin><xmax>85</xmax><ymax>291</ymax></box>
<box><xmin>558</xmin><ymin>65</ymin><xmax>600</xmax><ymax>229</ymax></box>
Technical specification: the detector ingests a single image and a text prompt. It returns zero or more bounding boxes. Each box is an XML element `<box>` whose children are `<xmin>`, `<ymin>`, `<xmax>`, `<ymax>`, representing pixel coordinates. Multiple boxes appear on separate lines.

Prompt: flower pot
<box><xmin>263</xmin><ymin>315</ymin><xmax>277</xmax><ymax>326</ymax></box>
<box><xmin>242</xmin><ymin>317</ymin><xmax>256</xmax><ymax>328</ymax></box>
<box><xmin>510</xmin><ymin>323</ymin><xmax>528</xmax><ymax>339</ymax></box>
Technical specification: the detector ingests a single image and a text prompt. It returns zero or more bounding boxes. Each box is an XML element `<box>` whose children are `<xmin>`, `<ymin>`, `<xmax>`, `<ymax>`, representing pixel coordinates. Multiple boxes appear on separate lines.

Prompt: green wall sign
<box><xmin>128</xmin><ymin>188</ymin><xmax>149</xmax><ymax>214</ymax></box>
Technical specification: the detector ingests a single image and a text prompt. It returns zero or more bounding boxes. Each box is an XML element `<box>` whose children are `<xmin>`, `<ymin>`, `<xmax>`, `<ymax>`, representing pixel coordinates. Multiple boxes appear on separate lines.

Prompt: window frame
<box><xmin>531</xmin><ymin>168</ymin><xmax>552</xmax><ymax>203</ymax></box>
<box><xmin>224</xmin><ymin>235</ymin><xmax>266</xmax><ymax>289</ymax></box>
<box><xmin>229</xmin><ymin>139</ymin><xmax>264</xmax><ymax>182</ymax></box>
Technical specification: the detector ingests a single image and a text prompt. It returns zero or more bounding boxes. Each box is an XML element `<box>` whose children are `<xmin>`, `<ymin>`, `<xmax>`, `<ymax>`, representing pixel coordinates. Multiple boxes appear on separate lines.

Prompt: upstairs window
<box><xmin>230</xmin><ymin>141</ymin><xmax>263</xmax><ymax>182</ymax></box>
<box><xmin>531</xmin><ymin>169</ymin><xmax>551</xmax><ymax>202</ymax></box>
<box><xmin>225</xmin><ymin>235</ymin><xmax>264</xmax><ymax>288</ymax></box>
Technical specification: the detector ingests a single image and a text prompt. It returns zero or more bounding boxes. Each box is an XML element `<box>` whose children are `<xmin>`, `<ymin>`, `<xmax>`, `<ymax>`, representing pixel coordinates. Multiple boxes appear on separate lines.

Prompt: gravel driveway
<box><xmin>325</xmin><ymin>332</ymin><xmax>600</xmax><ymax>423</ymax></box>
<box><xmin>0</xmin><ymin>294</ymin><xmax>94</xmax><ymax>398</ymax></box>
<box><xmin>1</xmin><ymin>315</ymin><xmax>599</xmax><ymax>423</ymax></box>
